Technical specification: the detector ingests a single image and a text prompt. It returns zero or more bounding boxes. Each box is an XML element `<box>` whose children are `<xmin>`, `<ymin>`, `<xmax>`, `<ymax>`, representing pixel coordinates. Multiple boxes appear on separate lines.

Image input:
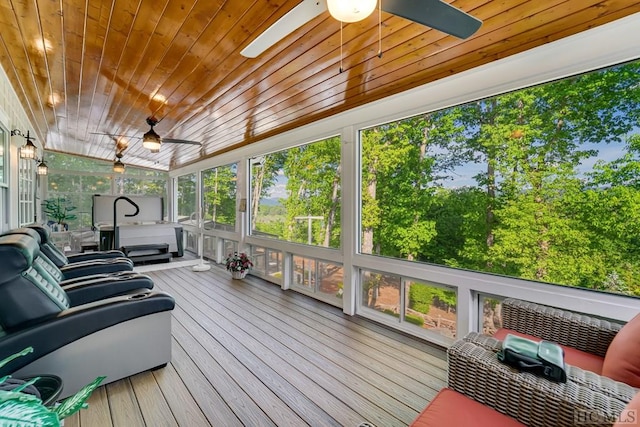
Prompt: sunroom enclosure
<box><xmin>26</xmin><ymin>14</ymin><xmax>640</xmax><ymax>348</ymax></box>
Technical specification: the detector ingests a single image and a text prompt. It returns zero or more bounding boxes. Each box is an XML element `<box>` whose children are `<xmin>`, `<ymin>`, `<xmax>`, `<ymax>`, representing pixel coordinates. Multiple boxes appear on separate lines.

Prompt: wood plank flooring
<box><xmin>63</xmin><ymin>266</ymin><xmax>447</xmax><ymax>427</ymax></box>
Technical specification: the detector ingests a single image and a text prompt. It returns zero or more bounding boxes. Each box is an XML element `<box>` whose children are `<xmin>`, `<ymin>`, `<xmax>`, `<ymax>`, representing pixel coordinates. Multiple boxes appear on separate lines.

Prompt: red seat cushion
<box><xmin>602</xmin><ymin>314</ymin><xmax>640</xmax><ymax>388</ymax></box>
<box><xmin>493</xmin><ymin>328</ymin><xmax>605</xmax><ymax>374</ymax></box>
<box><xmin>410</xmin><ymin>388</ymin><xmax>525</xmax><ymax>427</ymax></box>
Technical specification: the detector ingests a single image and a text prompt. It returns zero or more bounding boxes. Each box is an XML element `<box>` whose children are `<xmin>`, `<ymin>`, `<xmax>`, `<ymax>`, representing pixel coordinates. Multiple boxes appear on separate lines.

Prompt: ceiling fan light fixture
<box><xmin>327</xmin><ymin>0</ymin><xmax>377</xmax><ymax>23</ymax></box>
<box><xmin>113</xmin><ymin>159</ymin><xmax>125</xmax><ymax>173</ymax></box>
<box><xmin>142</xmin><ymin>128</ymin><xmax>161</xmax><ymax>151</ymax></box>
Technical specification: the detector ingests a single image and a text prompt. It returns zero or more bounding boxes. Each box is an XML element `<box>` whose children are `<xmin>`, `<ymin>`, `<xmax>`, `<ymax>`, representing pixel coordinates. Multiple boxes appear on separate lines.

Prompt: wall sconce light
<box><xmin>11</xmin><ymin>129</ymin><xmax>37</xmax><ymax>159</ymax></box>
<box><xmin>36</xmin><ymin>158</ymin><xmax>49</xmax><ymax>175</ymax></box>
<box><xmin>11</xmin><ymin>129</ymin><xmax>48</xmax><ymax>174</ymax></box>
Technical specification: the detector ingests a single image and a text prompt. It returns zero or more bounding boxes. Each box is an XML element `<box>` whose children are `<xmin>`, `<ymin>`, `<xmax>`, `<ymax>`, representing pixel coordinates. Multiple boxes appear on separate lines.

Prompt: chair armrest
<box><xmin>60</xmin><ymin>258</ymin><xmax>133</xmax><ymax>280</ymax></box>
<box><xmin>448</xmin><ymin>340</ymin><xmax>629</xmax><ymax>427</ymax></box>
<box><xmin>67</xmin><ymin>250</ymin><xmax>126</xmax><ymax>263</ymax></box>
<box><xmin>500</xmin><ymin>298</ymin><xmax>623</xmax><ymax>357</ymax></box>
<box><xmin>464</xmin><ymin>332</ymin><xmax>639</xmax><ymax>403</ymax></box>
<box><xmin>62</xmin><ymin>273</ymin><xmax>154</xmax><ymax>306</ymax></box>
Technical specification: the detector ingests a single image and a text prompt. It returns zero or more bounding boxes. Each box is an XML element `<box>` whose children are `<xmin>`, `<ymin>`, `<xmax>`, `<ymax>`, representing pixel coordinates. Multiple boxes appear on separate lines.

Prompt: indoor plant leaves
<box><xmin>0</xmin><ymin>391</ymin><xmax>59</xmax><ymax>427</ymax></box>
<box><xmin>53</xmin><ymin>376</ymin><xmax>106</xmax><ymax>420</ymax></box>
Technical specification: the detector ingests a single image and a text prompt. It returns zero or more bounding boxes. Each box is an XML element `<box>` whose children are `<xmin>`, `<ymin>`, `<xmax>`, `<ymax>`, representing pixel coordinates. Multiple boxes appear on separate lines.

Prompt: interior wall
<box><xmin>0</xmin><ymin>64</ymin><xmax>41</xmax><ymax>230</ymax></box>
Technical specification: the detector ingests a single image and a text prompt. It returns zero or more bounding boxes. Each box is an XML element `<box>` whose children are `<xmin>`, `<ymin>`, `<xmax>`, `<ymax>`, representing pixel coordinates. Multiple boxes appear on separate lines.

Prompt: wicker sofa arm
<box><xmin>500</xmin><ymin>298</ymin><xmax>623</xmax><ymax>357</ymax></box>
<box><xmin>447</xmin><ymin>339</ymin><xmax>628</xmax><ymax>427</ymax></box>
<box><xmin>463</xmin><ymin>332</ymin><xmax>639</xmax><ymax>404</ymax></box>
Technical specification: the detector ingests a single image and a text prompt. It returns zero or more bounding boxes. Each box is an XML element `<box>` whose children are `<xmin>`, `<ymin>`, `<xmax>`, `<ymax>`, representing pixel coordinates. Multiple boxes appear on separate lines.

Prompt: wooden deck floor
<box><xmin>64</xmin><ymin>266</ymin><xmax>447</xmax><ymax>427</ymax></box>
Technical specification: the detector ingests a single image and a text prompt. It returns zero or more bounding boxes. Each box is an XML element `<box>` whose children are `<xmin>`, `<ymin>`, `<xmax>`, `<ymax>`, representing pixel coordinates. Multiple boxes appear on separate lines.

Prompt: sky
<box><xmin>261</xmin><ymin>137</ymin><xmax>632</xmax><ymax>200</ymax></box>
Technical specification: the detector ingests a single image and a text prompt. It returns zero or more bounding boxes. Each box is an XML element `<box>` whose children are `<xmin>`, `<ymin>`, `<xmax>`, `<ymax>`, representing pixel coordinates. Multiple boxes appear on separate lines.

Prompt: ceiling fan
<box><xmin>241</xmin><ymin>0</ymin><xmax>482</xmax><ymax>58</ymax></box>
<box><xmin>92</xmin><ymin>117</ymin><xmax>203</xmax><ymax>153</ymax></box>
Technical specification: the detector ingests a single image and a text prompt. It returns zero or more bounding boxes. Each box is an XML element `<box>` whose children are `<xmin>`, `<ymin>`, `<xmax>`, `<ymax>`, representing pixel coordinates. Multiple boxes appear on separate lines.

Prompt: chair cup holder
<box><xmin>128</xmin><ymin>292</ymin><xmax>150</xmax><ymax>300</ymax></box>
<box><xmin>18</xmin><ymin>374</ymin><xmax>64</xmax><ymax>406</ymax></box>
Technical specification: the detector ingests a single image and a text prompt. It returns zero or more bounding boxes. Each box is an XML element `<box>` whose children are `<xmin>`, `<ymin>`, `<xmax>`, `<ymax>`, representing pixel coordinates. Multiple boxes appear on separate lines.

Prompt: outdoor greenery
<box><xmin>361</xmin><ymin>60</ymin><xmax>640</xmax><ymax>296</ymax></box>
<box><xmin>45</xmin><ymin>152</ymin><xmax>168</xmax><ymax>229</ymax></box>
<box><xmin>177</xmin><ymin>173</ymin><xmax>196</xmax><ymax>221</ymax></box>
<box><xmin>408</xmin><ymin>283</ymin><xmax>456</xmax><ymax>315</ymax></box>
<box><xmin>251</xmin><ymin>137</ymin><xmax>341</xmax><ymax>248</ymax></box>
<box><xmin>251</xmin><ymin>60</ymin><xmax>640</xmax><ymax>298</ymax></box>
<box><xmin>202</xmin><ymin>164</ymin><xmax>237</xmax><ymax>230</ymax></box>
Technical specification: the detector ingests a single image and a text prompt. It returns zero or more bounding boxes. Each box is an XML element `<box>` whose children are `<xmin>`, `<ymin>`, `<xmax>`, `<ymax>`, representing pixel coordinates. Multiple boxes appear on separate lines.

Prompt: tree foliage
<box><xmin>252</xmin><ymin>61</ymin><xmax>640</xmax><ymax>298</ymax></box>
<box><xmin>359</xmin><ymin>60</ymin><xmax>640</xmax><ymax>296</ymax></box>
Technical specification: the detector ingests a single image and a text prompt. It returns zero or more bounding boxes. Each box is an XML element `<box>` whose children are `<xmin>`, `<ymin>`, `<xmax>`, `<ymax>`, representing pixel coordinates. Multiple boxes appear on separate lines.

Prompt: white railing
<box><xmin>190</xmin><ymin>228</ymin><xmax>639</xmax><ymax>348</ymax></box>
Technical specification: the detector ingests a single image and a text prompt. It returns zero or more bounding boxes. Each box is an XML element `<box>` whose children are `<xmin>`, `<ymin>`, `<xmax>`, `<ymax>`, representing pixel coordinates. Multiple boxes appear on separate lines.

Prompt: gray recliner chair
<box><xmin>0</xmin><ymin>234</ymin><xmax>175</xmax><ymax>399</ymax></box>
<box><xmin>0</xmin><ymin>233</ymin><xmax>153</xmax><ymax>306</ymax></box>
<box><xmin>27</xmin><ymin>224</ymin><xmax>126</xmax><ymax>265</ymax></box>
<box><xmin>2</xmin><ymin>227</ymin><xmax>133</xmax><ymax>281</ymax></box>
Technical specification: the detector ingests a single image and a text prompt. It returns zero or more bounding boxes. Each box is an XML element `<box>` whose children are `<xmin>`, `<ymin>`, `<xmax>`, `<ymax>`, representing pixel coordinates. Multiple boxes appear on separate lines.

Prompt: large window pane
<box><xmin>202</xmin><ymin>163</ymin><xmax>237</xmax><ymax>231</ymax></box>
<box><xmin>361</xmin><ymin>271</ymin><xmax>401</xmax><ymax>317</ymax></box>
<box><xmin>19</xmin><ymin>159</ymin><xmax>34</xmax><ymax>226</ymax></box>
<box><xmin>47</xmin><ymin>174</ymin><xmax>111</xmax><ymax>229</ymax></box>
<box><xmin>177</xmin><ymin>173</ymin><xmax>197</xmax><ymax>225</ymax></box>
<box><xmin>45</xmin><ymin>152</ymin><xmax>168</xmax><ymax>229</ymax></box>
<box><xmin>360</xmin><ymin>60</ymin><xmax>640</xmax><ymax>296</ymax></box>
<box><xmin>480</xmin><ymin>295</ymin><xmax>504</xmax><ymax>336</ymax></box>
<box><xmin>406</xmin><ymin>281</ymin><xmax>457</xmax><ymax>338</ymax></box>
<box><xmin>292</xmin><ymin>255</ymin><xmax>343</xmax><ymax>303</ymax></box>
<box><xmin>250</xmin><ymin>137</ymin><xmax>341</xmax><ymax>248</ymax></box>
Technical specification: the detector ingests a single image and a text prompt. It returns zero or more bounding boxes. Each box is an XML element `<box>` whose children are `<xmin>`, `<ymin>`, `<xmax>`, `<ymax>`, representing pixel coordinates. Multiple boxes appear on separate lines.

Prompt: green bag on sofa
<box><xmin>498</xmin><ymin>334</ymin><xmax>567</xmax><ymax>383</ymax></box>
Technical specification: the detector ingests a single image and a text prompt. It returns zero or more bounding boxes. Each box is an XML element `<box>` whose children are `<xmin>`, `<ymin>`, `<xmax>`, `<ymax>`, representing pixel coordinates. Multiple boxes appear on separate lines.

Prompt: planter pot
<box><xmin>231</xmin><ymin>270</ymin><xmax>247</xmax><ymax>279</ymax></box>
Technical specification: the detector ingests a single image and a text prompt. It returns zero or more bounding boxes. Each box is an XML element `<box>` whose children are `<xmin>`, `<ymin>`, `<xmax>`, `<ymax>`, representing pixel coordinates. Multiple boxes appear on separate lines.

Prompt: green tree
<box><xmin>281</xmin><ymin>137</ymin><xmax>341</xmax><ymax>247</ymax></box>
<box><xmin>203</xmin><ymin>163</ymin><xmax>237</xmax><ymax>229</ymax></box>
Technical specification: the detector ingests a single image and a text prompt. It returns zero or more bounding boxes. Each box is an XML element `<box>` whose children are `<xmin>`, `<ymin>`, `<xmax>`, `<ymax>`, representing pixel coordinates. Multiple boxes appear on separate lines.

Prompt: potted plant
<box><xmin>42</xmin><ymin>197</ymin><xmax>77</xmax><ymax>231</ymax></box>
<box><xmin>225</xmin><ymin>252</ymin><xmax>253</xmax><ymax>279</ymax></box>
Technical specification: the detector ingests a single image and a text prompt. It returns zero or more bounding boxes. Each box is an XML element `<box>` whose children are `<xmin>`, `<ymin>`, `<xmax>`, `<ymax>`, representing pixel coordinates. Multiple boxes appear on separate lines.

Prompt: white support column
<box><xmin>456</xmin><ymin>287</ymin><xmax>474</xmax><ymax>339</ymax></box>
<box><xmin>282</xmin><ymin>250</ymin><xmax>292</xmax><ymax>291</ymax></box>
<box><xmin>341</xmin><ymin>125</ymin><xmax>357</xmax><ymax>316</ymax></box>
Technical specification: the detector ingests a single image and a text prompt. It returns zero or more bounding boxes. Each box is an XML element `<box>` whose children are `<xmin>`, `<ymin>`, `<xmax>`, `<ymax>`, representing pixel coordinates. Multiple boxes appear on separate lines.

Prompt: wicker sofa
<box><xmin>411</xmin><ymin>297</ymin><xmax>640</xmax><ymax>426</ymax></box>
<box><xmin>493</xmin><ymin>298</ymin><xmax>640</xmax><ymax>389</ymax></box>
<box><xmin>411</xmin><ymin>336</ymin><xmax>636</xmax><ymax>427</ymax></box>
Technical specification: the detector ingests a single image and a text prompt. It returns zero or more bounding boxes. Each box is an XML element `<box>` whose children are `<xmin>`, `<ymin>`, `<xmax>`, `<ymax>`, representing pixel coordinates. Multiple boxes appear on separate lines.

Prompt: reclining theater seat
<box><xmin>27</xmin><ymin>224</ymin><xmax>126</xmax><ymax>265</ymax></box>
<box><xmin>1</xmin><ymin>227</ymin><xmax>133</xmax><ymax>280</ymax></box>
<box><xmin>0</xmin><ymin>233</ymin><xmax>175</xmax><ymax>399</ymax></box>
<box><xmin>0</xmin><ymin>233</ymin><xmax>153</xmax><ymax>306</ymax></box>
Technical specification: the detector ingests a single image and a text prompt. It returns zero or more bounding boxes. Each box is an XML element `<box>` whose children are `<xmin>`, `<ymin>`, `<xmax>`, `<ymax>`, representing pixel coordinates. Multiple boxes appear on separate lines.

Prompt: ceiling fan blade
<box><xmin>382</xmin><ymin>0</ymin><xmax>482</xmax><ymax>39</ymax></box>
<box><xmin>241</xmin><ymin>0</ymin><xmax>328</xmax><ymax>58</ymax></box>
<box><xmin>162</xmin><ymin>138</ymin><xmax>202</xmax><ymax>146</ymax></box>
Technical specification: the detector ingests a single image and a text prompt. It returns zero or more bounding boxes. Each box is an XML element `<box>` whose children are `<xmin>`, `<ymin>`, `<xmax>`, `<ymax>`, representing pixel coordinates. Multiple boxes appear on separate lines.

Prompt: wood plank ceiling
<box><xmin>0</xmin><ymin>0</ymin><xmax>638</xmax><ymax>171</ymax></box>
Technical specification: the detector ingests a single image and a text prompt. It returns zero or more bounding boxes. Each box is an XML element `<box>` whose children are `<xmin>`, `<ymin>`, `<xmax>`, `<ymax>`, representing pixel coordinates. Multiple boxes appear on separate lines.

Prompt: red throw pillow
<box><xmin>602</xmin><ymin>314</ymin><xmax>640</xmax><ymax>388</ymax></box>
